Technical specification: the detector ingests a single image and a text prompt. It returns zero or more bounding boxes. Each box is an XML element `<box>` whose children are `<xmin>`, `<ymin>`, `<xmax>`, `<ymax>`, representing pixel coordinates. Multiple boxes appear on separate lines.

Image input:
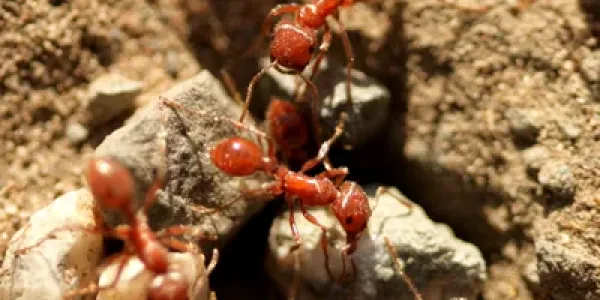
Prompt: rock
<box><xmin>65</xmin><ymin>122</ymin><xmax>90</xmax><ymax>144</ymax></box>
<box><xmin>97</xmin><ymin>252</ymin><xmax>212</xmax><ymax>300</ymax></box>
<box><xmin>537</xmin><ymin>160</ymin><xmax>576</xmax><ymax>201</ymax></box>
<box><xmin>0</xmin><ymin>189</ymin><xmax>103</xmax><ymax>300</ymax></box>
<box><xmin>260</xmin><ymin>57</ymin><xmax>390</xmax><ymax>148</ymax></box>
<box><xmin>84</xmin><ymin>73</ymin><xmax>143</xmax><ymax>125</ymax></box>
<box><xmin>266</xmin><ymin>186</ymin><xmax>486</xmax><ymax>300</ymax></box>
<box><xmin>521</xmin><ymin>145</ymin><xmax>550</xmax><ymax>176</ymax></box>
<box><xmin>95</xmin><ymin>70</ymin><xmax>272</xmax><ymax>248</ymax></box>
<box><xmin>535</xmin><ymin>214</ymin><xmax>600</xmax><ymax>300</ymax></box>
<box><xmin>505</xmin><ymin>108</ymin><xmax>543</xmax><ymax>144</ymax></box>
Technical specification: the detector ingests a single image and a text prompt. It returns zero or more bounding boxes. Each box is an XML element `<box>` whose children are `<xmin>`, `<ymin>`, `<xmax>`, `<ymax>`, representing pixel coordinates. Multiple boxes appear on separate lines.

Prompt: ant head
<box><xmin>270</xmin><ymin>20</ymin><xmax>317</xmax><ymax>73</ymax></box>
<box><xmin>331</xmin><ymin>181</ymin><xmax>371</xmax><ymax>241</ymax></box>
<box><xmin>210</xmin><ymin>137</ymin><xmax>265</xmax><ymax>176</ymax></box>
<box><xmin>266</xmin><ymin>99</ymin><xmax>309</xmax><ymax>150</ymax></box>
<box><xmin>147</xmin><ymin>273</ymin><xmax>189</xmax><ymax>300</ymax></box>
<box><xmin>87</xmin><ymin>158</ymin><xmax>134</xmax><ymax>210</ymax></box>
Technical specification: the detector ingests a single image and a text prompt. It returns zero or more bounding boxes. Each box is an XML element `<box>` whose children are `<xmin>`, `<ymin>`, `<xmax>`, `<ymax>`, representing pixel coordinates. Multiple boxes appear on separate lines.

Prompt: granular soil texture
<box><xmin>0</xmin><ymin>0</ymin><xmax>199</xmax><ymax>262</ymax></box>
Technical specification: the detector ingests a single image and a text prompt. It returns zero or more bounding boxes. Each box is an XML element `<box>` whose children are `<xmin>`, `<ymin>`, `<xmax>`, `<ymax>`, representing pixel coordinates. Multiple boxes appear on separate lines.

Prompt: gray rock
<box><xmin>505</xmin><ymin>108</ymin><xmax>543</xmax><ymax>144</ymax></box>
<box><xmin>537</xmin><ymin>160</ymin><xmax>576</xmax><ymax>200</ymax></box>
<box><xmin>536</xmin><ymin>218</ymin><xmax>600</xmax><ymax>300</ymax></box>
<box><xmin>260</xmin><ymin>57</ymin><xmax>390</xmax><ymax>148</ymax></box>
<box><xmin>521</xmin><ymin>145</ymin><xmax>550</xmax><ymax>175</ymax></box>
<box><xmin>266</xmin><ymin>186</ymin><xmax>486</xmax><ymax>300</ymax></box>
<box><xmin>0</xmin><ymin>189</ymin><xmax>103</xmax><ymax>300</ymax></box>
<box><xmin>95</xmin><ymin>70</ymin><xmax>272</xmax><ymax>248</ymax></box>
<box><xmin>84</xmin><ymin>73</ymin><xmax>143</xmax><ymax>125</ymax></box>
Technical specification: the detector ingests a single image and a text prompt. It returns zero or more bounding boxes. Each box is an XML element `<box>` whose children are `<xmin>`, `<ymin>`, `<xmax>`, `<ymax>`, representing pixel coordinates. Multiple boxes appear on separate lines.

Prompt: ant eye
<box><xmin>308</xmin><ymin>45</ymin><xmax>315</xmax><ymax>54</ymax></box>
<box><xmin>345</xmin><ymin>216</ymin><xmax>353</xmax><ymax>224</ymax></box>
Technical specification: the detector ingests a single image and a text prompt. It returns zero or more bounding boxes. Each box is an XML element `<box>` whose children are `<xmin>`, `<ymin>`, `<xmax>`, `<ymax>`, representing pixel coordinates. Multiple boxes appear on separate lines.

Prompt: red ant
<box><xmin>15</xmin><ymin>157</ymin><xmax>219</xmax><ymax>299</ymax></box>
<box><xmin>161</xmin><ymin>96</ymin><xmax>368</xmax><ymax>282</ymax></box>
<box><xmin>238</xmin><ymin>0</ymin><xmax>358</xmax><ymax>143</ymax></box>
<box><xmin>220</xmin><ymin>69</ymin><xmax>314</xmax><ymax>170</ymax></box>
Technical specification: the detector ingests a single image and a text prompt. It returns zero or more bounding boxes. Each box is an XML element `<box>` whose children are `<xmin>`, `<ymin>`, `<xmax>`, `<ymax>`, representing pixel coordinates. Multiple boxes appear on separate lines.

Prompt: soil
<box><xmin>3</xmin><ymin>0</ymin><xmax>600</xmax><ymax>299</ymax></box>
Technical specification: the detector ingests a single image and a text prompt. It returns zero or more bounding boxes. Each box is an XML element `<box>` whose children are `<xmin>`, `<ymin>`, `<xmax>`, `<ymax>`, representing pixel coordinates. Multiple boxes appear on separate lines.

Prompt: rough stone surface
<box><xmin>353</xmin><ymin>1</ymin><xmax>600</xmax><ymax>298</ymax></box>
<box><xmin>97</xmin><ymin>252</ymin><xmax>212</xmax><ymax>300</ymax></box>
<box><xmin>0</xmin><ymin>189</ymin><xmax>102</xmax><ymax>300</ymax></box>
<box><xmin>266</xmin><ymin>186</ymin><xmax>486</xmax><ymax>300</ymax></box>
<box><xmin>95</xmin><ymin>71</ymin><xmax>272</xmax><ymax>249</ymax></box>
<box><xmin>259</xmin><ymin>57</ymin><xmax>390</xmax><ymax>148</ymax></box>
<box><xmin>84</xmin><ymin>73</ymin><xmax>143</xmax><ymax>125</ymax></box>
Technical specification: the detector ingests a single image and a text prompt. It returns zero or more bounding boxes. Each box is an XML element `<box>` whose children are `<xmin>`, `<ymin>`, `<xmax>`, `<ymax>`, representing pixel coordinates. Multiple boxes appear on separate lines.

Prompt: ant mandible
<box><xmin>239</xmin><ymin>0</ymin><xmax>357</xmax><ymax>141</ymax></box>
<box><xmin>15</xmin><ymin>157</ymin><xmax>219</xmax><ymax>299</ymax></box>
<box><xmin>161</xmin><ymin>96</ymin><xmax>375</xmax><ymax>282</ymax></box>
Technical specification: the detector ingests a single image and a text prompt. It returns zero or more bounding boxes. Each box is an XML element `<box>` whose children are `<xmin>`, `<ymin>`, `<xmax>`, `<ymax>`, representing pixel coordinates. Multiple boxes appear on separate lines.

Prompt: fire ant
<box><xmin>14</xmin><ymin>157</ymin><xmax>219</xmax><ymax>299</ymax></box>
<box><xmin>160</xmin><ymin>96</ymin><xmax>365</xmax><ymax>281</ymax></box>
<box><xmin>220</xmin><ymin>69</ymin><xmax>313</xmax><ymax>170</ymax></box>
<box><xmin>239</xmin><ymin>0</ymin><xmax>358</xmax><ymax>143</ymax></box>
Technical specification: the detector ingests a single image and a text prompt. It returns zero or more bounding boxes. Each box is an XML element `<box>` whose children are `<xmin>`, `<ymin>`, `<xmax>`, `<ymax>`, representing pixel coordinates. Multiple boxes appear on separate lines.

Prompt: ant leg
<box><xmin>338</xmin><ymin>246</ymin><xmax>358</xmax><ymax>282</ymax></box>
<box><xmin>160</xmin><ymin>96</ymin><xmax>278</xmax><ymax>159</ymax></box>
<box><xmin>329</xmin><ymin>15</ymin><xmax>355</xmax><ymax>108</ymax></box>
<box><xmin>286</xmin><ymin>194</ymin><xmax>302</xmax><ymax>245</ymax></box>
<box><xmin>297</xmin><ymin>74</ymin><xmax>323</xmax><ymax>145</ymax></box>
<box><xmin>297</xmin><ymin>201</ymin><xmax>334</xmax><ymax>281</ymax></box>
<box><xmin>307</xmin><ymin>23</ymin><xmax>332</xmax><ymax>84</ymax></box>
<box><xmin>155</xmin><ymin>225</ymin><xmax>218</xmax><ymax>241</ymax></box>
<box><xmin>191</xmin><ymin>182</ymin><xmax>279</xmax><ymax>215</ymax></box>
<box><xmin>220</xmin><ymin>69</ymin><xmax>244</xmax><ymax>105</ymax></box>
<box><xmin>191</xmin><ymin>248</ymin><xmax>220</xmax><ymax>300</ymax></box>
<box><xmin>15</xmin><ymin>224</ymin><xmax>130</xmax><ymax>255</ymax></box>
<box><xmin>65</xmin><ymin>253</ymin><xmax>132</xmax><ymax>299</ymax></box>
<box><xmin>239</xmin><ymin>60</ymin><xmax>278</xmax><ymax>122</ymax></box>
<box><xmin>299</xmin><ymin>112</ymin><xmax>347</xmax><ymax>174</ymax></box>
<box><xmin>383</xmin><ymin>236</ymin><xmax>423</xmax><ymax>300</ymax></box>
<box><xmin>316</xmin><ymin>167</ymin><xmax>349</xmax><ymax>187</ymax></box>
<box><xmin>375</xmin><ymin>187</ymin><xmax>414</xmax><ymax>214</ymax></box>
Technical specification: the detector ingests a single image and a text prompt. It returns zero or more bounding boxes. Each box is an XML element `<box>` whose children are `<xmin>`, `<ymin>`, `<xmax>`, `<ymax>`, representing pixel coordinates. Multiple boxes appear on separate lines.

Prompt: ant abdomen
<box><xmin>331</xmin><ymin>181</ymin><xmax>371</xmax><ymax>246</ymax></box>
<box><xmin>87</xmin><ymin>158</ymin><xmax>135</xmax><ymax>210</ymax></box>
<box><xmin>266</xmin><ymin>99</ymin><xmax>309</xmax><ymax>151</ymax></box>
<box><xmin>210</xmin><ymin>137</ymin><xmax>265</xmax><ymax>176</ymax></box>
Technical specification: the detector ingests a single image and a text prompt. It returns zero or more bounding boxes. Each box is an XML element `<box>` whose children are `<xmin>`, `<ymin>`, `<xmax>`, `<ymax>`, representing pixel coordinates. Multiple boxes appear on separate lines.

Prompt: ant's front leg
<box><xmin>299</xmin><ymin>112</ymin><xmax>348</xmax><ymax>174</ymax></box>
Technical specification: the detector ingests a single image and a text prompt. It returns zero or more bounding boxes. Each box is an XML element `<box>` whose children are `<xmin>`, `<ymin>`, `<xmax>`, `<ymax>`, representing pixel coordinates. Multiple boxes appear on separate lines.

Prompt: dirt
<box><xmin>0</xmin><ymin>0</ymin><xmax>199</xmax><ymax>261</ymax></box>
<box><xmin>3</xmin><ymin>0</ymin><xmax>600</xmax><ymax>299</ymax></box>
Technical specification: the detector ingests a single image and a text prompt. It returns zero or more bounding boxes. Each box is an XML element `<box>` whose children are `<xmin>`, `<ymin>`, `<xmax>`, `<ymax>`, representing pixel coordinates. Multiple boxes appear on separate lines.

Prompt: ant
<box><xmin>161</xmin><ymin>96</ymin><xmax>370</xmax><ymax>282</ymax></box>
<box><xmin>238</xmin><ymin>0</ymin><xmax>358</xmax><ymax>143</ymax></box>
<box><xmin>14</xmin><ymin>157</ymin><xmax>219</xmax><ymax>299</ymax></box>
<box><xmin>220</xmin><ymin>69</ymin><xmax>313</xmax><ymax>170</ymax></box>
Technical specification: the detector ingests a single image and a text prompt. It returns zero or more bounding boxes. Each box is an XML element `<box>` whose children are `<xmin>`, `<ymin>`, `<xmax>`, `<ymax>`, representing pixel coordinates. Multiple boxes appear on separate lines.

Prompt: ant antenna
<box><xmin>239</xmin><ymin>60</ymin><xmax>278</xmax><ymax>122</ymax></box>
<box><xmin>383</xmin><ymin>236</ymin><xmax>423</xmax><ymax>300</ymax></box>
<box><xmin>219</xmin><ymin>69</ymin><xmax>244</xmax><ymax>105</ymax></box>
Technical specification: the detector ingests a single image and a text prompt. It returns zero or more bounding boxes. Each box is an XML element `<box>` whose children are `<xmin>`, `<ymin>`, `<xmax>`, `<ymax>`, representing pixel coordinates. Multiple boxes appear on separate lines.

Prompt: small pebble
<box><xmin>538</xmin><ymin>160</ymin><xmax>576</xmax><ymax>200</ymax></box>
<box><xmin>84</xmin><ymin>73</ymin><xmax>143</xmax><ymax>125</ymax></box>
<box><xmin>65</xmin><ymin>122</ymin><xmax>89</xmax><ymax>144</ymax></box>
